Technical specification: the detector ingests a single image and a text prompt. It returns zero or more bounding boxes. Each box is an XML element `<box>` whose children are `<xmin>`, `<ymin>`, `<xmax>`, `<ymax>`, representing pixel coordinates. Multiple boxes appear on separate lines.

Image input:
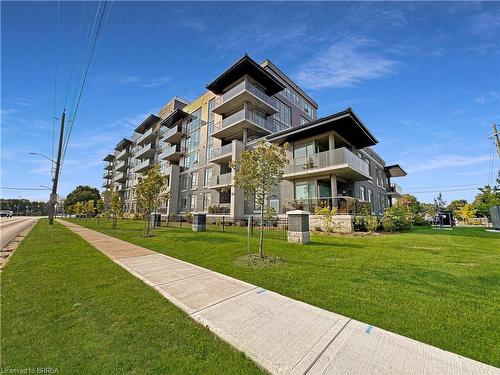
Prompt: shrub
<box><xmin>413</xmin><ymin>215</ymin><xmax>430</xmax><ymax>226</ymax></box>
<box><xmin>235</xmin><ymin>219</ymin><xmax>247</xmax><ymax>227</ymax></box>
<box><xmin>313</xmin><ymin>225</ymin><xmax>322</xmax><ymax>232</ymax></box>
<box><xmin>314</xmin><ymin>204</ymin><xmax>338</xmax><ymax>232</ymax></box>
<box><xmin>366</xmin><ymin>215</ymin><xmax>380</xmax><ymax>232</ymax></box>
<box><xmin>382</xmin><ymin>206</ymin><xmax>412</xmax><ymax>232</ymax></box>
<box><xmin>185</xmin><ymin>212</ymin><xmax>193</xmax><ymax>224</ymax></box>
<box><xmin>353</xmin><ymin>216</ymin><xmax>368</xmax><ymax>232</ymax></box>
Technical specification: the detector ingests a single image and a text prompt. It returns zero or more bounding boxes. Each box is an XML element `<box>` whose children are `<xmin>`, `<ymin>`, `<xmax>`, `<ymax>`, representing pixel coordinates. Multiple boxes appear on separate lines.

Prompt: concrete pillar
<box><xmin>167</xmin><ymin>164</ymin><xmax>180</xmax><ymax>216</ymax></box>
<box><xmin>231</xmin><ymin>141</ymin><xmax>245</xmax><ymax>219</ymax></box>
<box><xmin>287</xmin><ymin>210</ymin><xmax>310</xmax><ymax>244</ymax></box>
<box><xmin>328</xmin><ymin>134</ymin><xmax>335</xmax><ymax>150</ymax></box>
<box><xmin>192</xmin><ymin>213</ymin><xmax>206</xmax><ymax>232</ymax></box>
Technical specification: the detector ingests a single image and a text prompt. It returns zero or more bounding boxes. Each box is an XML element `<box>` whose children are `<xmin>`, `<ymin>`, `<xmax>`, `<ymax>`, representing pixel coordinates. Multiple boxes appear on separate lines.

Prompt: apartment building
<box><xmin>102</xmin><ymin>55</ymin><xmax>406</xmax><ymax>218</ymax></box>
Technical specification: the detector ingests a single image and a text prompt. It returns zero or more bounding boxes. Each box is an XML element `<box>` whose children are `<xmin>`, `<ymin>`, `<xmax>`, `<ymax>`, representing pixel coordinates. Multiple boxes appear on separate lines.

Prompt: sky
<box><xmin>1</xmin><ymin>1</ymin><xmax>500</xmax><ymax>204</ymax></box>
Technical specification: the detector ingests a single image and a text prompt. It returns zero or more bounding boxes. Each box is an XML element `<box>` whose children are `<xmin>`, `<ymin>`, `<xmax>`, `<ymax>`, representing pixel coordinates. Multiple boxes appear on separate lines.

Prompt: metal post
<box><xmin>222</xmin><ymin>216</ymin><xmax>225</xmax><ymax>232</ymax></box>
<box><xmin>49</xmin><ymin>111</ymin><xmax>65</xmax><ymax>225</ymax></box>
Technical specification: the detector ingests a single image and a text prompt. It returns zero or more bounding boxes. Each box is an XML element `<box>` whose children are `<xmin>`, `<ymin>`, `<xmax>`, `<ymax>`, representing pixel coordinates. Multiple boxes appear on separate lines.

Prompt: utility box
<box><xmin>192</xmin><ymin>213</ymin><xmax>206</xmax><ymax>232</ymax></box>
<box><xmin>287</xmin><ymin>210</ymin><xmax>310</xmax><ymax>244</ymax></box>
<box><xmin>150</xmin><ymin>213</ymin><xmax>161</xmax><ymax>228</ymax></box>
<box><xmin>490</xmin><ymin>206</ymin><xmax>500</xmax><ymax>230</ymax></box>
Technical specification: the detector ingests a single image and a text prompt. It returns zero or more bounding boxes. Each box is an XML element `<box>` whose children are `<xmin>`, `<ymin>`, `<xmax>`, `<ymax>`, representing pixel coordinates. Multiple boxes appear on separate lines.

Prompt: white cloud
<box><xmin>408</xmin><ymin>155</ymin><xmax>492</xmax><ymax>173</ymax></box>
<box><xmin>294</xmin><ymin>37</ymin><xmax>397</xmax><ymax>89</ymax></box>
<box><xmin>96</xmin><ymin>73</ymin><xmax>170</xmax><ymax>88</ymax></box>
<box><xmin>475</xmin><ymin>91</ymin><xmax>500</xmax><ymax>105</ymax></box>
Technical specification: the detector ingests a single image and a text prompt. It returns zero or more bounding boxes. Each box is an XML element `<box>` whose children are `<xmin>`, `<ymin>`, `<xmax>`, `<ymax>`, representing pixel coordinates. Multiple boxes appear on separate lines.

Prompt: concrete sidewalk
<box><xmin>58</xmin><ymin>220</ymin><xmax>498</xmax><ymax>375</ymax></box>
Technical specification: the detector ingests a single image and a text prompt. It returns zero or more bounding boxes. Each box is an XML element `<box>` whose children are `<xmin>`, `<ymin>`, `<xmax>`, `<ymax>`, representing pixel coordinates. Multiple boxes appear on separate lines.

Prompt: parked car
<box><xmin>0</xmin><ymin>210</ymin><xmax>14</xmax><ymax>218</ymax></box>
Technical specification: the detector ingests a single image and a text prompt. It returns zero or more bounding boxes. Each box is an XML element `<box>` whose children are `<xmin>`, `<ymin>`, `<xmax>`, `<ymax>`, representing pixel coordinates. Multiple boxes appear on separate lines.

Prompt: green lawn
<box><xmin>67</xmin><ymin>218</ymin><xmax>500</xmax><ymax>367</ymax></box>
<box><xmin>0</xmin><ymin>220</ymin><xmax>262</xmax><ymax>374</ymax></box>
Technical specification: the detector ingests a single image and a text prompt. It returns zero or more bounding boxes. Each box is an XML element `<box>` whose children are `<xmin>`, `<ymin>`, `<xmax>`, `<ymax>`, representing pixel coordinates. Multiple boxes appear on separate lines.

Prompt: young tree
<box><xmin>96</xmin><ymin>198</ymin><xmax>105</xmax><ymax>224</ymax></box>
<box><xmin>81</xmin><ymin>201</ymin><xmax>88</xmax><ymax>219</ymax></box>
<box><xmin>134</xmin><ymin>164</ymin><xmax>169</xmax><ymax>236</ymax></box>
<box><xmin>457</xmin><ymin>203</ymin><xmax>477</xmax><ymax>224</ymax></box>
<box><xmin>231</xmin><ymin>139</ymin><xmax>288</xmax><ymax>257</ymax></box>
<box><xmin>87</xmin><ymin>200</ymin><xmax>95</xmax><ymax>219</ymax></box>
<box><xmin>102</xmin><ymin>190</ymin><xmax>112</xmax><ymax>222</ymax></box>
<box><xmin>110</xmin><ymin>189</ymin><xmax>122</xmax><ymax>229</ymax></box>
<box><xmin>74</xmin><ymin>201</ymin><xmax>83</xmax><ymax>219</ymax></box>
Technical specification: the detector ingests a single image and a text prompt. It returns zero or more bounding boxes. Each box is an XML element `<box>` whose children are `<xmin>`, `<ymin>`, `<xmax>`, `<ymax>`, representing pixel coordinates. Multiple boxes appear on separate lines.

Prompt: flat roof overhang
<box><xmin>283</xmin><ymin>165</ymin><xmax>371</xmax><ymax>181</ymax></box>
<box><xmin>385</xmin><ymin>164</ymin><xmax>407</xmax><ymax>177</ymax></box>
<box><xmin>103</xmin><ymin>154</ymin><xmax>114</xmax><ymax>162</ymax></box>
<box><xmin>206</xmin><ymin>55</ymin><xmax>285</xmax><ymax>96</ymax></box>
<box><xmin>135</xmin><ymin>114</ymin><xmax>161</xmax><ymax>134</ymax></box>
<box><xmin>160</xmin><ymin>109</ymin><xmax>189</xmax><ymax>128</ymax></box>
<box><xmin>115</xmin><ymin>138</ymin><xmax>132</xmax><ymax>151</ymax></box>
<box><xmin>267</xmin><ymin>108</ymin><xmax>378</xmax><ymax>149</ymax></box>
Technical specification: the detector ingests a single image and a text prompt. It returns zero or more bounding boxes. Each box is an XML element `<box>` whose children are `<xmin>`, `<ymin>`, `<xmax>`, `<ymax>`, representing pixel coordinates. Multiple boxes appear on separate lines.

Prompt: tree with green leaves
<box><xmin>134</xmin><ymin>164</ymin><xmax>169</xmax><ymax>236</ymax></box>
<box><xmin>96</xmin><ymin>198</ymin><xmax>105</xmax><ymax>224</ymax></box>
<box><xmin>446</xmin><ymin>199</ymin><xmax>467</xmax><ymax>216</ymax></box>
<box><xmin>81</xmin><ymin>201</ymin><xmax>88</xmax><ymax>219</ymax></box>
<box><xmin>87</xmin><ymin>200</ymin><xmax>95</xmax><ymax>219</ymax></box>
<box><xmin>231</xmin><ymin>139</ymin><xmax>288</xmax><ymax>257</ymax></box>
<box><xmin>110</xmin><ymin>189</ymin><xmax>122</xmax><ymax>229</ymax></box>
<box><xmin>457</xmin><ymin>203</ymin><xmax>477</xmax><ymax>224</ymax></box>
<box><xmin>74</xmin><ymin>201</ymin><xmax>83</xmax><ymax>219</ymax></box>
<box><xmin>472</xmin><ymin>185</ymin><xmax>500</xmax><ymax>218</ymax></box>
<box><xmin>65</xmin><ymin>185</ymin><xmax>100</xmax><ymax>208</ymax></box>
<box><xmin>102</xmin><ymin>190</ymin><xmax>112</xmax><ymax>222</ymax></box>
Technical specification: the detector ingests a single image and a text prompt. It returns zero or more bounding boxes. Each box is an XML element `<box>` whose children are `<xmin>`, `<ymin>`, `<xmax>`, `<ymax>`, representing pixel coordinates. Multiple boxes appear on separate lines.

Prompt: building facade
<box><xmin>102</xmin><ymin>55</ymin><xmax>406</xmax><ymax>218</ymax></box>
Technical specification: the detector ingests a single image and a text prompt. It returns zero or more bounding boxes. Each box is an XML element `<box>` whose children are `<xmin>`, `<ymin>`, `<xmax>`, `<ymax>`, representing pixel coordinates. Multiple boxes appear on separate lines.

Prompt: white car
<box><xmin>0</xmin><ymin>210</ymin><xmax>13</xmax><ymax>218</ymax></box>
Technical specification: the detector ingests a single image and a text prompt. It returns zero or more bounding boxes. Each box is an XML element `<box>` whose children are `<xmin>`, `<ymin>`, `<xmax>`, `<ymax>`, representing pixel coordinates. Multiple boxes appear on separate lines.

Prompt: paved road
<box><xmin>59</xmin><ymin>220</ymin><xmax>499</xmax><ymax>375</ymax></box>
<box><xmin>0</xmin><ymin>216</ymin><xmax>39</xmax><ymax>249</ymax></box>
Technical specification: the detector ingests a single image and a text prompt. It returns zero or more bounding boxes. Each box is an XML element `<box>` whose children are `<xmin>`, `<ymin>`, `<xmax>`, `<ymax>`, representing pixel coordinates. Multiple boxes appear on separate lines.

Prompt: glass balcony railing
<box><xmin>213</xmin><ymin>109</ymin><xmax>287</xmax><ymax>135</ymax></box>
<box><xmin>214</xmin><ymin>80</ymin><xmax>276</xmax><ymax>109</ymax></box>
<box><xmin>209</xmin><ymin>173</ymin><xmax>232</xmax><ymax>187</ymax></box>
<box><xmin>210</xmin><ymin>143</ymin><xmax>233</xmax><ymax>160</ymax></box>
<box><xmin>284</xmin><ymin>147</ymin><xmax>370</xmax><ymax>177</ymax></box>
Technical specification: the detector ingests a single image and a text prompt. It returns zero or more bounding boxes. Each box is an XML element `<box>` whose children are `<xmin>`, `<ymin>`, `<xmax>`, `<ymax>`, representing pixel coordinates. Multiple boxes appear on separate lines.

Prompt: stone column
<box><xmin>192</xmin><ymin>213</ymin><xmax>206</xmax><ymax>232</ymax></box>
<box><xmin>287</xmin><ymin>210</ymin><xmax>310</xmax><ymax>244</ymax></box>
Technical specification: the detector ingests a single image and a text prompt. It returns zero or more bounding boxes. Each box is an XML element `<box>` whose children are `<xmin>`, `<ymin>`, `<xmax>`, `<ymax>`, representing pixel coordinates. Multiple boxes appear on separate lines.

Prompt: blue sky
<box><xmin>2</xmin><ymin>1</ymin><xmax>499</xmax><ymax>204</ymax></box>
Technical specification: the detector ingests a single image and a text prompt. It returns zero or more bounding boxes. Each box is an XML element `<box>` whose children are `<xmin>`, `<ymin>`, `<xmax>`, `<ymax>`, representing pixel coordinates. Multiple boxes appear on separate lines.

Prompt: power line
<box><xmin>61</xmin><ymin>1</ymin><xmax>110</xmax><ymax>168</ymax></box>
<box><xmin>1</xmin><ymin>187</ymin><xmax>52</xmax><ymax>191</ymax></box>
<box><xmin>405</xmin><ymin>183</ymin><xmax>487</xmax><ymax>189</ymax></box>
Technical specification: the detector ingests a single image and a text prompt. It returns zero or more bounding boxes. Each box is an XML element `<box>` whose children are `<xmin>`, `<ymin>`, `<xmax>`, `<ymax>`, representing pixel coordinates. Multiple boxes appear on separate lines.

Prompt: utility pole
<box><xmin>49</xmin><ymin>111</ymin><xmax>65</xmax><ymax>225</ymax></box>
<box><xmin>492</xmin><ymin>123</ymin><xmax>500</xmax><ymax>160</ymax></box>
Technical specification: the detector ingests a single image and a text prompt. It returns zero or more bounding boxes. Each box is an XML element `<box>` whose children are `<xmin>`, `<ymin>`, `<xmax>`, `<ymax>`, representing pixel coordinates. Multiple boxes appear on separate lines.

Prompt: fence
<box><xmin>162</xmin><ymin>215</ymin><xmax>288</xmax><ymax>240</ymax></box>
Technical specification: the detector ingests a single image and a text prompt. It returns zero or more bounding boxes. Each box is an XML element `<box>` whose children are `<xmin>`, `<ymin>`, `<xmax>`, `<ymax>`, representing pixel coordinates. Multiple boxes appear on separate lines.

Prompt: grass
<box><xmin>67</xmin><ymin>218</ymin><xmax>500</xmax><ymax>367</ymax></box>
<box><xmin>0</xmin><ymin>220</ymin><xmax>262</xmax><ymax>374</ymax></box>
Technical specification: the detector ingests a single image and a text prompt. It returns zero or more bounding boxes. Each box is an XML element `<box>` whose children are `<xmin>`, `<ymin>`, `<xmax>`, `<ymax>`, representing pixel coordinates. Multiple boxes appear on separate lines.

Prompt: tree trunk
<box><xmin>146</xmin><ymin>209</ymin><xmax>151</xmax><ymax>236</ymax></box>
<box><xmin>259</xmin><ymin>203</ymin><xmax>264</xmax><ymax>258</ymax></box>
<box><xmin>113</xmin><ymin>213</ymin><xmax>117</xmax><ymax>229</ymax></box>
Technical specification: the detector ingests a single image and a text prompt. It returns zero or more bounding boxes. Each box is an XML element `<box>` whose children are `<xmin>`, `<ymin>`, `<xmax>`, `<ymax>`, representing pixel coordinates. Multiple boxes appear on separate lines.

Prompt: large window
<box><xmin>360</xmin><ymin>186</ymin><xmax>366</xmax><ymax>201</ymax></box>
<box><xmin>273</xmin><ymin>99</ymin><xmax>291</xmax><ymax>129</ymax></box>
<box><xmin>206</xmin><ymin>100</ymin><xmax>215</xmax><ymax>161</ymax></box>
<box><xmin>295</xmin><ymin>181</ymin><xmax>316</xmax><ymax>201</ymax></box>
<box><xmin>191</xmin><ymin>172</ymin><xmax>198</xmax><ymax>190</ymax></box>
<box><xmin>202</xmin><ymin>192</ymin><xmax>211</xmax><ymax>211</ymax></box>
<box><xmin>293</xmin><ymin>143</ymin><xmax>314</xmax><ymax>159</ymax></box>
<box><xmin>204</xmin><ymin>168</ymin><xmax>212</xmax><ymax>187</ymax></box>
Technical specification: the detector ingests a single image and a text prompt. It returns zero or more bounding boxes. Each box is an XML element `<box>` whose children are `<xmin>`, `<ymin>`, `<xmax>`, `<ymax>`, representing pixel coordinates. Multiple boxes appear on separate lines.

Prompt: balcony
<box><xmin>103</xmin><ymin>170</ymin><xmax>112</xmax><ymax>178</ymax></box>
<box><xmin>212</xmin><ymin>109</ymin><xmax>284</xmax><ymax>140</ymax></box>
<box><xmin>387</xmin><ymin>183</ymin><xmax>403</xmax><ymax>197</ymax></box>
<box><xmin>212</xmin><ymin>80</ymin><xmax>278</xmax><ymax>116</ymax></box>
<box><xmin>289</xmin><ymin>197</ymin><xmax>369</xmax><ymax>215</ymax></box>
<box><xmin>209</xmin><ymin>173</ymin><xmax>232</xmax><ymax>189</ymax></box>
<box><xmin>283</xmin><ymin>147</ymin><xmax>371</xmax><ymax>181</ymax></box>
<box><xmin>116</xmin><ymin>183</ymin><xmax>126</xmax><ymax>192</ymax></box>
<box><xmin>115</xmin><ymin>160</ymin><xmax>128</xmax><ymax>172</ymax></box>
<box><xmin>135</xmin><ymin>143</ymin><xmax>156</xmax><ymax>159</ymax></box>
<box><xmin>116</xmin><ymin>148</ymin><xmax>130</xmax><ymax>161</ymax></box>
<box><xmin>162</xmin><ymin>124</ymin><xmax>183</xmax><ymax>144</ymax></box>
<box><xmin>133</xmin><ymin>159</ymin><xmax>154</xmax><ymax>174</ymax></box>
<box><xmin>114</xmin><ymin>171</ymin><xmax>127</xmax><ymax>182</ymax></box>
<box><xmin>136</xmin><ymin>127</ymin><xmax>155</xmax><ymax>146</ymax></box>
<box><xmin>209</xmin><ymin>143</ymin><xmax>233</xmax><ymax>164</ymax></box>
<box><xmin>159</xmin><ymin>144</ymin><xmax>182</xmax><ymax>162</ymax></box>
<box><xmin>104</xmin><ymin>163</ymin><xmax>113</xmax><ymax>170</ymax></box>
<box><xmin>102</xmin><ymin>180</ymin><xmax>111</xmax><ymax>188</ymax></box>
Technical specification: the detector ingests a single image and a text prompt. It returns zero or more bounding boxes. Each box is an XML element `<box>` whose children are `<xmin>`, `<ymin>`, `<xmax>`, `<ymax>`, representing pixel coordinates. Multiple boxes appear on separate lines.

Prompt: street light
<box><xmin>29</xmin><ymin>152</ymin><xmax>56</xmax><ymax>164</ymax></box>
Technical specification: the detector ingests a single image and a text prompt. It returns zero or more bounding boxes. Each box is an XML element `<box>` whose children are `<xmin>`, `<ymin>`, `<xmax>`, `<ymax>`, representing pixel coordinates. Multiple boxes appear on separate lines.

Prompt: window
<box><xmin>300</xmin><ymin>116</ymin><xmax>309</xmax><ymax>126</ymax></box>
<box><xmin>368</xmin><ymin>188</ymin><xmax>373</xmax><ymax>203</ymax></box>
<box><xmin>202</xmin><ymin>192</ymin><xmax>212</xmax><ymax>211</ymax></box>
<box><xmin>269</xmin><ymin>199</ymin><xmax>279</xmax><ymax>213</ymax></box>
<box><xmin>180</xmin><ymin>175</ymin><xmax>188</xmax><ymax>191</ymax></box>
<box><xmin>360</xmin><ymin>186</ymin><xmax>366</xmax><ymax>201</ymax></box>
<box><xmin>273</xmin><ymin>99</ymin><xmax>291</xmax><ymax>129</ymax></box>
<box><xmin>295</xmin><ymin>181</ymin><xmax>316</xmax><ymax>201</ymax></box>
<box><xmin>206</xmin><ymin>101</ymin><xmax>215</xmax><ymax>161</ymax></box>
<box><xmin>181</xmin><ymin>196</ymin><xmax>188</xmax><ymax>212</ymax></box>
<box><xmin>190</xmin><ymin>195</ymin><xmax>197</xmax><ymax>212</ymax></box>
<box><xmin>303</xmin><ymin>102</ymin><xmax>313</xmax><ymax>117</ymax></box>
<box><xmin>204</xmin><ymin>168</ymin><xmax>212</xmax><ymax>187</ymax></box>
<box><xmin>191</xmin><ymin>172</ymin><xmax>198</xmax><ymax>190</ymax></box>
<box><xmin>293</xmin><ymin>143</ymin><xmax>314</xmax><ymax>159</ymax></box>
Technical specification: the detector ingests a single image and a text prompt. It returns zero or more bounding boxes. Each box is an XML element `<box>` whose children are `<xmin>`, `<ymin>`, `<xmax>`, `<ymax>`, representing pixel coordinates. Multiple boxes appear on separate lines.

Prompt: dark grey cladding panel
<box><xmin>288</xmin><ymin>212</ymin><xmax>309</xmax><ymax>232</ymax></box>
